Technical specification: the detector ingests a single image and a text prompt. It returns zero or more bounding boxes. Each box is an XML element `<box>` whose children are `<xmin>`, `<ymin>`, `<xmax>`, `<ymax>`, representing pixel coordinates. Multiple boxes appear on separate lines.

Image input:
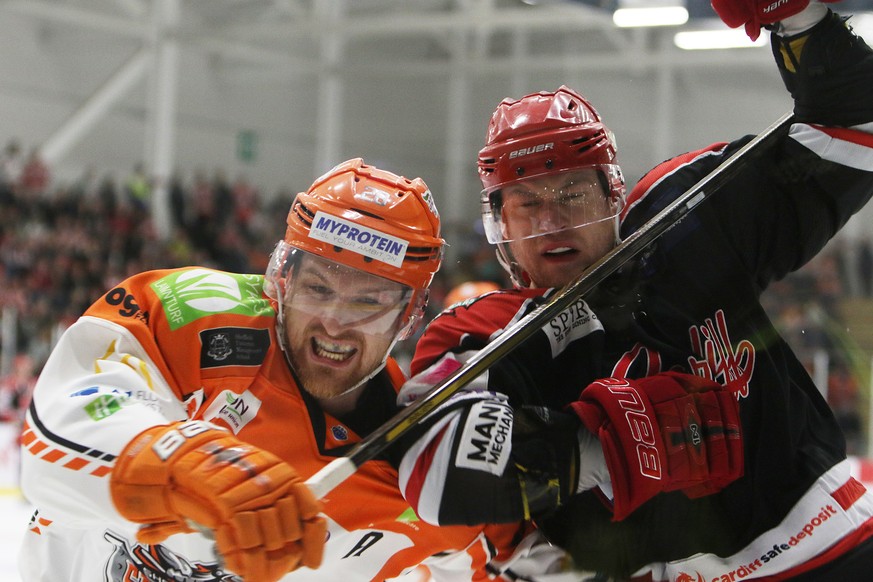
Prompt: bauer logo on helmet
<box><xmin>508</xmin><ymin>142</ymin><xmax>554</xmax><ymax>160</ymax></box>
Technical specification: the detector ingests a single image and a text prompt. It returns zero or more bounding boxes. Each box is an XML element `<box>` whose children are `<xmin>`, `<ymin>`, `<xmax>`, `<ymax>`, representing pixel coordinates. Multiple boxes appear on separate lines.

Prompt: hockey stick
<box><xmin>305</xmin><ymin>111</ymin><xmax>795</xmax><ymax>498</ymax></box>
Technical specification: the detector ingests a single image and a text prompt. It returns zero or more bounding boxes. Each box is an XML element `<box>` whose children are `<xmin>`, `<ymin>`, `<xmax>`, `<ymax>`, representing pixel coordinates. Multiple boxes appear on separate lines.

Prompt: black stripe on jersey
<box><xmin>28</xmin><ymin>400</ymin><xmax>117</xmax><ymax>462</ymax></box>
<box><xmin>298</xmin><ymin>370</ymin><xmax>400</xmax><ymax>461</ymax></box>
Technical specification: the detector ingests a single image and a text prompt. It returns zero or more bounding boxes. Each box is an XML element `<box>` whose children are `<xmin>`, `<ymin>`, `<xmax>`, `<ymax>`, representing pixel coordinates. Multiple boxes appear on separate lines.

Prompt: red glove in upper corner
<box><xmin>711</xmin><ymin>0</ymin><xmax>838</xmax><ymax>41</ymax></box>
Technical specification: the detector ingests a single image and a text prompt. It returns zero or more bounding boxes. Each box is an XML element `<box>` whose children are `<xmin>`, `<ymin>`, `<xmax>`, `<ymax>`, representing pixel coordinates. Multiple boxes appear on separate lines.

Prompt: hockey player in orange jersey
<box><xmin>17</xmin><ymin>159</ymin><xmax>549</xmax><ymax>581</ymax></box>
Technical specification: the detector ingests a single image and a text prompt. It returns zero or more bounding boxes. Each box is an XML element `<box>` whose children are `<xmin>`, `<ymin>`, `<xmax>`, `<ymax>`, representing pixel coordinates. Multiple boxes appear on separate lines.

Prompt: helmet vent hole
<box><xmin>568</xmin><ymin>101</ymin><xmax>577</xmax><ymax>110</ymax></box>
<box><xmin>545</xmin><ymin>159</ymin><xmax>554</xmax><ymax>169</ymax></box>
<box><xmin>353</xmin><ymin>207</ymin><xmax>387</xmax><ymax>221</ymax></box>
<box><xmin>515</xmin><ymin>167</ymin><xmax>525</xmax><ymax>177</ymax></box>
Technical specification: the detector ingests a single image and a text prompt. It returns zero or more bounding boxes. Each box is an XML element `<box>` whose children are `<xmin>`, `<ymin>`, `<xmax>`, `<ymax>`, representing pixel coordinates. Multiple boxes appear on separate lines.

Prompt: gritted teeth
<box><xmin>312</xmin><ymin>337</ymin><xmax>356</xmax><ymax>362</ymax></box>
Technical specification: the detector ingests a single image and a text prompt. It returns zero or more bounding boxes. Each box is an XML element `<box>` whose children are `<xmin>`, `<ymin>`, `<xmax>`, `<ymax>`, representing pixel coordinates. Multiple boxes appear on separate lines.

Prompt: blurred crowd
<box><xmin>1</xmin><ymin>136</ymin><xmax>871</xmax><ymax>454</ymax></box>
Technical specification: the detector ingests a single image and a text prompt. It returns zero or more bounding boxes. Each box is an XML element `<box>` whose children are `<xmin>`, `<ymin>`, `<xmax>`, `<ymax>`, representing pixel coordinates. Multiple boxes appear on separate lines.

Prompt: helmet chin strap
<box><xmin>612</xmin><ymin>212</ymin><xmax>622</xmax><ymax>246</ymax></box>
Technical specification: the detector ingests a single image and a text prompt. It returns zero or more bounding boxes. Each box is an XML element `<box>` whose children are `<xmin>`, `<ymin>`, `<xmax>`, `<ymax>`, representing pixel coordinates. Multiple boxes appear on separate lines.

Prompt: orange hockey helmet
<box><xmin>444</xmin><ymin>281</ymin><xmax>501</xmax><ymax>308</ymax></box>
<box><xmin>266</xmin><ymin>158</ymin><xmax>444</xmax><ymax>339</ymax></box>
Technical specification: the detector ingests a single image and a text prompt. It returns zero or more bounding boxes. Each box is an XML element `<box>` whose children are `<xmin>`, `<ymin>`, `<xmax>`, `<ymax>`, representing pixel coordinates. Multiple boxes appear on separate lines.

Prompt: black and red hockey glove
<box><xmin>711</xmin><ymin>0</ymin><xmax>837</xmax><ymax>40</ymax></box>
<box><xmin>567</xmin><ymin>372</ymin><xmax>743</xmax><ymax>521</ymax></box>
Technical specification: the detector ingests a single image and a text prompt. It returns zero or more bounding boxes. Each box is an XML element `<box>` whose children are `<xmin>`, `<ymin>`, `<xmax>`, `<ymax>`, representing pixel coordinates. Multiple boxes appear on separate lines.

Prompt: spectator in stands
<box><xmin>0</xmin><ymin>354</ymin><xmax>37</xmax><ymax>423</ymax></box>
<box><xmin>97</xmin><ymin>173</ymin><xmax>119</xmax><ymax>217</ymax></box>
<box><xmin>168</xmin><ymin>170</ymin><xmax>188</xmax><ymax>232</ymax></box>
<box><xmin>212</xmin><ymin>167</ymin><xmax>235</xmax><ymax>227</ymax></box>
<box><xmin>828</xmin><ymin>361</ymin><xmax>864</xmax><ymax>456</ymax></box>
<box><xmin>18</xmin><ymin>147</ymin><xmax>50</xmax><ymax>197</ymax></box>
<box><xmin>123</xmin><ymin>162</ymin><xmax>151</xmax><ymax>213</ymax></box>
<box><xmin>70</xmin><ymin>166</ymin><xmax>99</xmax><ymax>203</ymax></box>
<box><xmin>232</xmin><ymin>172</ymin><xmax>259</xmax><ymax>238</ymax></box>
<box><xmin>189</xmin><ymin>168</ymin><xmax>216</xmax><ymax>248</ymax></box>
<box><xmin>0</xmin><ymin>138</ymin><xmax>22</xmax><ymax>192</ymax></box>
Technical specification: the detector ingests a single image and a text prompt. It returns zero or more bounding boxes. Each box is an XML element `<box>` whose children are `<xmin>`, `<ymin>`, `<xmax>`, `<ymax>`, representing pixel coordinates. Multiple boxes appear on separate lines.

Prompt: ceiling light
<box><xmin>613</xmin><ymin>6</ymin><xmax>689</xmax><ymax>27</ymax></box>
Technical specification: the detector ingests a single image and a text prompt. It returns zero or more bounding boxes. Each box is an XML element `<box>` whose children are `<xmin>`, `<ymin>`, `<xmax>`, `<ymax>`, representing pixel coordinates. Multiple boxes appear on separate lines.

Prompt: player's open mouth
<box><xmin>543</xmin><ymin>246</ymin><xmax>576</xmax><ymax>257</ymax></box>
<box><xmin>311</xmin><ymin>337</ymin><xmax>356</xmax><ymax>362</ymax></box>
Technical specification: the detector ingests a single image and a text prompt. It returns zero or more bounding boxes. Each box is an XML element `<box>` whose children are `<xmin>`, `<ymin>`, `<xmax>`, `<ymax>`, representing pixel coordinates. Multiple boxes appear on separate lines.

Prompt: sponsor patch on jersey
<box><xmin>71</xmin><ymin>387</ymin><xmax>132</xmax><ymax>421</ymax></box>
<box><xmin>151</xmin><ymin>269</ymin><xmax>274</xmax><ymax>331</ymax></box>
<box><xmin>542</xmin><ymin>296</ymin><xmax>604</xmax><ymax>357</ymax></box>
<box><xmin>103</xmin><ymin>286</ymin><xmax>149</xmax><ymax>324</ymax></box>
<box><xmin>203</xmin><ymin>389</ymin><xmax>262</xmax><ymax>434</ymax></box>
<box><xmin>71</xmin><ymin>386</ymin><xmax>115</xmax><ymax>398</ymax></box>
<box><xmin>331</xmin><ymin>425</ymin><xmax>349</xmax><ymax>442</ymax></box>
<box><xmin>84</xmin><ymin>394</ymin><xmax>127</xmax><ymax>421</ymax></box>
<box><xmin>199</xmin><ymin>326</ymin><xmax>270</xmax><ymax>368</ymax></box>
<box><xmin>309</xmin><ymin>211</ymin><xmax>408</xmax><ymax>268</ymax></box>
<box><xmin>455</xmin><ymin>399</ymin><xmax>513</xmax><ymax>476</ymax></box>
<box><xmin>688</xmin><ymin>308</ymin><xmax>755</xmax><ymax>399</ymax></box>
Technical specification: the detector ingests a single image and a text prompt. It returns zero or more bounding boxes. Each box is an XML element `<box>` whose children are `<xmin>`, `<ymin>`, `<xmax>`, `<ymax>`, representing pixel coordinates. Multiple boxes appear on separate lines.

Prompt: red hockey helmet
<box><xmin>478</xmin><ymin>86</ymin><xmax>626</xmax><ymax>244</ymax></box>
<box><xmin>478</xmin><ymin>86</ymin><xmax>622</xmax><ymax>193</ymax></box>
<box><xmin>266</xmin><ymin>158</ymin><xmax>444</xmax><ymax>339</ymax></box>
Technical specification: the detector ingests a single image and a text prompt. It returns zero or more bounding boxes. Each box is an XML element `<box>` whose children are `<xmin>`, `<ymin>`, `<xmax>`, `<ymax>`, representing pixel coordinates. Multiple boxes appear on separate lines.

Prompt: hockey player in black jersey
<box><xmin>396</xmin><ymin>1</ymin><xmax>873</xmax><ymax>580</ymax></box>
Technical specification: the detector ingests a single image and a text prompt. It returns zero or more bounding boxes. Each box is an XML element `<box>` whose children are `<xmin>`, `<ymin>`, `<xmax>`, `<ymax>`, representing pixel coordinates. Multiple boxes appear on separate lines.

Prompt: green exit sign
<box><xmin>237</xmin><ymin>130</ymin><xmax>258</xmax><ymax>163</ymax></box>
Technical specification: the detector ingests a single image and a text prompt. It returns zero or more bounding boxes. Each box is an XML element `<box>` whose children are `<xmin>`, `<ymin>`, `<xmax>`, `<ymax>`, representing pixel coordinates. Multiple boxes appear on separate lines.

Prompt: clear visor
<box><xmin>277</xmin><ymin>247</ymin><xmax>414</xmax><ymax>337</ymax></box>
<box><xmin>481</xmin><ymin>165</ymin><xmax>623</xmax><ymax>244</ymax></box>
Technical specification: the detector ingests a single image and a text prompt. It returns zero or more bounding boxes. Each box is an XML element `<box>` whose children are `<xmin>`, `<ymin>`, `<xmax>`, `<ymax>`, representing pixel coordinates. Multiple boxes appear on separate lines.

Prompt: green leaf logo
<box><xmin>151</xmin><ymin>269</ymin><xmax>274</xmax><ymax>330</ymax></box>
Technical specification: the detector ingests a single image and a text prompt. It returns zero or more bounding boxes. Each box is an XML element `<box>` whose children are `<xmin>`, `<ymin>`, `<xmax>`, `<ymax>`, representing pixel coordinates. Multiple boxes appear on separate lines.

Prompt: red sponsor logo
<box><xmin>688</xmin><ymin>309</ymin><xmax>754</xmax><ymax>398</ymax></box>
<box><xmin>597</xmin><ymin>378</ymin><xmax>662</xmax><ymax>479</ymax></box>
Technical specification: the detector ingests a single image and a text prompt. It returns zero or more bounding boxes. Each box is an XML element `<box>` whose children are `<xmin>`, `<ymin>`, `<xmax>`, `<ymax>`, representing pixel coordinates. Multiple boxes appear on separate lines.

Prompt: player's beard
<box><xmin>285</xmin><ymin>320</ymin><xmax>392</xmax><ymax>403</ymax></box>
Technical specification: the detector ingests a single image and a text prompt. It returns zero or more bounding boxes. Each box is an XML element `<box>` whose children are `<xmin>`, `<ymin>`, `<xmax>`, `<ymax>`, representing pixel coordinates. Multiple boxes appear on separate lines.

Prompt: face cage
<box><xmin>480</xmin><ymin>164</ymin><xmax>624</xmax><ymax>244</ymax></box>
<box><xmin>265</xmin><ymin>241</ymin><xmax>428</xmax><ymax>342</ymax></box>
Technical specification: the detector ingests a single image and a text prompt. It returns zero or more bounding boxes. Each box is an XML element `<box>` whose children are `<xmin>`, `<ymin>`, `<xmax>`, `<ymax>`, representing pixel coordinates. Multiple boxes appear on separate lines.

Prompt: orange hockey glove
<box><xmin>568</xmin><ymin>372</ymin><xmax>743</xmax><ymax>521</ymax></box>
<box><xmin>110</xmin><ymin>420</ymin><xmax>326</xmax><ymax>581</ymax></box>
